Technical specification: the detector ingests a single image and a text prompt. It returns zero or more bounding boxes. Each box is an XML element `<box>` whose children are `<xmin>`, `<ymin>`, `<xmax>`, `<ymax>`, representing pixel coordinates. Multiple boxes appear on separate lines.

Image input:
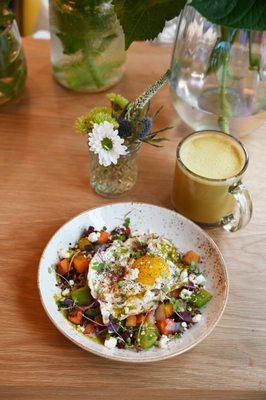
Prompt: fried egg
<box><xmin>88</xmin><ymin>234</ymin><xmax>182</xmax><ymax>324</ymax></box>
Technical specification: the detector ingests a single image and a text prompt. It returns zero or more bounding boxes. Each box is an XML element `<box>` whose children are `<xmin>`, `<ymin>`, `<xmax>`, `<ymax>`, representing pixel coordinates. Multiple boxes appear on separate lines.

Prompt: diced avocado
<box><xmin>189</xmin><ymin>288</ymin><xmax>212</xmax><ymax>308</ymax></box>
<box><xmin>138</xmin><ymin>323</ymin><xmax>159</xmax><ymax>349</ymax></box>
<box><xmin>78</xmin><ymin>237</ymin><xmax>90</xmax><ymax>251</ymax></box>
<box><xmin>71</xmin><ymin>286</ymin><xmax>92</xmax><ymax>306</ymax></box>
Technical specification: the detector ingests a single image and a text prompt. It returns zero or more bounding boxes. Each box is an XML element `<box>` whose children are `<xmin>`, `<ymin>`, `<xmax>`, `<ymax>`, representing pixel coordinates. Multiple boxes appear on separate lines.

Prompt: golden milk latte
<box><xmin>172</xmin><ymin>131</ymin><xmax>246</xmax><ymax>224</ymax></box>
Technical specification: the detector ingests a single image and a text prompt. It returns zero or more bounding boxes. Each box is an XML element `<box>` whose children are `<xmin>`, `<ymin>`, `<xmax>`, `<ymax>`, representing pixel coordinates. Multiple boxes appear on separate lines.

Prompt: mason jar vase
<box><xmin>49</xmin><ymin>0</ymin><xmax>126</xmax><ymax>92</ymax></box>
<box><xmin>88</xmin><ymin>143</ymin><xmax>140</xmax><ymax>198</ymax></box>
<box><xmin>0</xmin><ymin>20</ymin><xmax>27</xmax><ymax>105</ymax></box>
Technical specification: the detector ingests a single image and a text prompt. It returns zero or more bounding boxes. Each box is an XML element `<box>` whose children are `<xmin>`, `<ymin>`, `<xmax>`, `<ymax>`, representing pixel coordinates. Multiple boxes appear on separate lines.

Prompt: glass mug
<box><xmin>172</xmin><ymin>130</ymin><xmax>253</xmax><ymax>232</ymax></box>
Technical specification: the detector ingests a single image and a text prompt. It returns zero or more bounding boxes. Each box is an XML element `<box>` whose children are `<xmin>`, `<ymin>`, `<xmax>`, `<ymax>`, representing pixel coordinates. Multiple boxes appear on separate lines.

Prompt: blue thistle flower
<box><xmin>118</xmin><ymin>118</ymin><xmax>132</xmax><ymax>138</ymax></box>
<box><xmin>138</xmin><ymin>117</ymin><xmax>153</xmax><ymax>139</ymax></box>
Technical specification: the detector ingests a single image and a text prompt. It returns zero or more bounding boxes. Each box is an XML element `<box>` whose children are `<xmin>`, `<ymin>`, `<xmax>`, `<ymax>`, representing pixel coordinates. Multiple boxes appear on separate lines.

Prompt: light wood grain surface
<box><xmin>0</xmin><ymin>39</ymin><xmax>265</xmax><ymax>400</ymax></box>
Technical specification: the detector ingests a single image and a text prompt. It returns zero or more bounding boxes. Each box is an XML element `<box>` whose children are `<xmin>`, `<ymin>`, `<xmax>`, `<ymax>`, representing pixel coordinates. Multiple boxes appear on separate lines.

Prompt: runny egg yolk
<box><xmin>132</xmin><ymin>255</ymin><xmax>170</xmax><ymax>285</ymax></box>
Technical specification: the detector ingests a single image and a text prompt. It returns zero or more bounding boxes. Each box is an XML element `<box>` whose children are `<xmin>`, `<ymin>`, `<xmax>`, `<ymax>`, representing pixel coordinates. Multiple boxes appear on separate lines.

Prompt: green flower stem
<box><xmin>218</xmin><ymin>27</ymin><xmax>234</xmax><ymax>134</ymax></box>
<box><xmin>248</xmin><ymin>31</ymin><xmax>260</xmax><ymax>74</ymax></box>
<box><xmin>83</xmin><ymin>46</ymin><xmax>105</xmax><ymax>89</ymax></box>
<box><xmin>218</xmin><ymin>51</ymin><xmax>231</xmax><ymax>133</ymax></box>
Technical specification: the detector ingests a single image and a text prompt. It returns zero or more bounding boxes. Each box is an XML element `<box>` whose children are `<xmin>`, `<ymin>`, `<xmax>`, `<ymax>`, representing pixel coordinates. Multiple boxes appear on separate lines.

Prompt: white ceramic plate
<box><xmin>38</xmin><ymin>202</ymin><xmax>228</xmax><ymax>363</ymax></box>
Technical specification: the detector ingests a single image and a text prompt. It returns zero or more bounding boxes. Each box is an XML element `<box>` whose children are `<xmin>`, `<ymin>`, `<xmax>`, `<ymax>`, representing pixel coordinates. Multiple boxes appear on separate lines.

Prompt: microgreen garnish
<box><xmin>133</xmin><ymin>251</ymin><xmax>142</xmax><ymax>259</ymax></box>
<box><xmin>48</xmin><ymin>264</ymin><xmax>56</xmax><ymax>274</ymax></box>
<box><xmin>189</xmin><ymin>261</ymin><xmax>200</xmax><ymax>274</ymax></box>
<box><xmin>170</xmin><ymin>298</ymin><xmax>185</xmax><ymax>312</ymax></box>
<box><xmin>123</xmin><ymin>217</ymin><xmax>130</xmax><ymax>228</ymax></box>
<box><xmin>91</xmin><ymin>262</ymin><xmax>108</xmax><ymax>272</ymax></box>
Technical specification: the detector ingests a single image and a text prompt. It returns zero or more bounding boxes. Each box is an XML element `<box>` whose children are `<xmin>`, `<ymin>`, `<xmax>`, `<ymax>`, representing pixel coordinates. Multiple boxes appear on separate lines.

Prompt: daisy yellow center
<box><xmin>101</xmin><ymin>137</ymin><xmax>113</xmax><ymax>151</ymax></box>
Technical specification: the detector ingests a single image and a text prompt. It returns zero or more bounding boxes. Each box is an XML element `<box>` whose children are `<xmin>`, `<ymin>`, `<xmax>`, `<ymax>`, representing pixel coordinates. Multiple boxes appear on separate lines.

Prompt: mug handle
<box><xmin>221</xmin><ymin>181</ymin><xmax>253</xmax><ymax>232</ymax></box>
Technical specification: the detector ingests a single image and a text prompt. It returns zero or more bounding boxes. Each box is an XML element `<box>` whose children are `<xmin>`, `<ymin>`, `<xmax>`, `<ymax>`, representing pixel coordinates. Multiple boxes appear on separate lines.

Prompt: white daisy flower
<box><xmin>88</xmin><ymin>121</ymin><xmax>128</xmax><ymax>167</ymax></box>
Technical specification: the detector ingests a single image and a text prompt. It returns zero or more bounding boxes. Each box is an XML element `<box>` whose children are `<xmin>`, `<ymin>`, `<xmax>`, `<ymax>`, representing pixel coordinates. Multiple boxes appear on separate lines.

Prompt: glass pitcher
<box><xmin>169</xmin><ymin>5</ymin><xmax>266</xmax><ymax>137</ymax></box>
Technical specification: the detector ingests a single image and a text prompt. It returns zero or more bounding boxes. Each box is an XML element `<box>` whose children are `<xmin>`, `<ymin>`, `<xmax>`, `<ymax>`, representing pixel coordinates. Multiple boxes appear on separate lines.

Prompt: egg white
<box><xmin>88</xmin><ymin>234</ymin><xmax>181</xmax><ymax>324</ymax></box>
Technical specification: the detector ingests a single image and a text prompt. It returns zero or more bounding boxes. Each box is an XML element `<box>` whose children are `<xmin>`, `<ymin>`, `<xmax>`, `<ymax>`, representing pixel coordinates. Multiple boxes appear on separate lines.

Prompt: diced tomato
<box><xmin>155</xmin><ymin>304</ymin><xmax>166</xmax><ymax>322</ymax></box>
<box><xmin>73</xmin><ymin>254</ymin><xmax>89</xmax><ymax>273</ymax></box>
<box><xmin>68</xmin><ymin>310</ymin><xmax>83</xmax><ymax>325</ymax></box>
<box><xmin>136</xmin><ymin>314</ymin><xmax>146</xmax><ymax>325</ymax></box>
<box><xmin>56</xmin><ymin>258</ymin><xmax>70</xmax><ymax>275</ymax></box>
<box><xmin>183</xmin><ymin>250</ymin><xmax>200</xmax><ymax>265</ymax></box>
<box><xmin>126</xmin><ymin>315</ymin><xmax>137</xmax><ymax>327</ymax></box>
<box><xmin>164</xmin><ymin>303</ymin><xmax>174</xmax><ymax>318</ymax></box>
<box><xmin>84</xmin><ymin>322</ymin><xmax>94</xmax><ymax>335</ymax></box>
<box><xmin>98</xmin><ymin>231</ymin><xmax>109</xmax><ymax>244</ymax></box>
<box><xmin>169</xmin><ymin>288</ymin><xmax>181</xmax><ymax>298</ymax></box>
<box><xmin>94</xmin><ymin>314</ymin><xmax>103</xmax><ymax>325</ymax></box>
<box><xmin>157</xmin><ymin>318</ymin><xmax>179</xmax><ymax>335</ymax></box>
<box><xmin>124</xmin><ymin>227</ymin><xmax>131</xmax><ymax>235</ymax></box>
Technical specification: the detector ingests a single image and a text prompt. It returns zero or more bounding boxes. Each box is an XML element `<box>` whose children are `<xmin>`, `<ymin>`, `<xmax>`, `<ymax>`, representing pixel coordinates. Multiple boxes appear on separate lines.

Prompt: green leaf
<box><xmin>113</xmin><ymin>0</ymin><xmax>186</xmax><ymax>49</ymax></box>
<box><xmin>191</xmin><ymin>0</ymin><xmax>266</xmax><ymax>31</ymax></box>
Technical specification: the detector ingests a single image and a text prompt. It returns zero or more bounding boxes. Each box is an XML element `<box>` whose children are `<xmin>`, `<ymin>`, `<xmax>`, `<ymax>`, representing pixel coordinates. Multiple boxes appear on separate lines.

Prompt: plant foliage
<box><xmin>113</xmin><ymin>0</ymin><xmax>186</xmax><ymax>49</ymax></box>
<box><xmin>0</xmin><ymin>0</ymin><xmax>14</xmax><ymax>32</ymax></box>
<box><xmin>113</xmin><ymin>0</ymin><xmax>266</xmax><ymax>49</ymax></box>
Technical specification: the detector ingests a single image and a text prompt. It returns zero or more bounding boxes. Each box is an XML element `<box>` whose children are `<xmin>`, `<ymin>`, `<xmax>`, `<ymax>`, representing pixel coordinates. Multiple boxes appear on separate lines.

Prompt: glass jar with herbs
<box><xmin>49</xmin><ymin>0</ymin><xmax>126</xmax><ymax>92</ymax></box>
<box><xmin>0</xmin><ymin>2</ymin><xmax>27</xmax><ymax>105</ymax></box>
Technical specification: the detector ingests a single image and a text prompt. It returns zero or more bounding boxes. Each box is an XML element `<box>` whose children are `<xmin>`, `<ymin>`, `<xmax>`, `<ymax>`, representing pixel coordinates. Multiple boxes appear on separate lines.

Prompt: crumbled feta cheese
<box><xmin>69</xmin><ymin>280</ymin><xmax>74</xmax><ymax>286</ymax></box>
<box><xmin>194</xmin><ymin>274</ymin><xmax>206</xmax><ymax>285</ymax></box>
<box><xmin>180</xmin><ymin>269</ymin><xmax>188</xmax><ymax>282</ymax></box>
<box><xmin>58</xmin><ymin>249</ymin><xmax>71</xmax><ymax>259</ymax></box>
<box><xmin>127</xmin><ymin>268</ymin><xmax>139</xmax><ymax>280</ymax></box>
<box><xmin>169</xmin><ymin>261</ymin><xmax>181</xmax><ymax>275</ymax></box>
<box><xmin>88</xmin><ymin>231</ymin><xmax>100</xmax><ymax>243</ymax></box>
<box><xmin>180</xmin><ymin>288</ymin><xmax>192</xmax><ymax>300</ymax></box>
<box><xmin>77</xmin><ymin>325</ymin><xmax>85</xmax><ymax>333</ymax></box>
<box><xmin>188</xmin><ymin>273</ymin><xmax>196</xmax><ymax>283</ymax></box>
<box><xmin>104</xmin><ymin>337</ymin><xmax>117</xmax><ymax>349</ymax></box>
<box><xmin>181</xmin><ymin>322</ymin><xmax>187</xmax><ymax>328</ymax></box>
<box><xmin>143</xmin><ymin>290</ymin><xmax>154</xmax><ymax>303</ymax></box>
<box><xmin>62</xmin><ymin>288</ymin><xmax>70</xmax><ymax>296</ymax></box>
<box><xmin>192</xmin><ymin>314</ymin><xmax>202</xmax><ymax>323</ymax></box>
<box><xmin>101</xmin><ymin>309</ymin><xmax>110</xmax><ymax>324</ymax></box>
<box><xmin>131</xmin><ymin>230</ymin><xmax>142</xmax><ymax>237</ymax></box>
<box><xmin>155</xmin><ymin>278</ymin><xmax>162</xmax><ymax>289</ymax></box>
<box><xmin>158</xmin><ymin>335</ymin><xmax>170</xmax><ymax>349</ymax></box>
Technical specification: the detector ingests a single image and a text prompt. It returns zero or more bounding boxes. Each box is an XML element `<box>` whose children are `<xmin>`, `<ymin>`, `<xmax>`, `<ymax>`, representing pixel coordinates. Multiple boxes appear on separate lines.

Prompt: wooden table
<box><xmin>0</xmin><ymin>39</ymin><xmax>265</xmax><ymax>400</ymax></box>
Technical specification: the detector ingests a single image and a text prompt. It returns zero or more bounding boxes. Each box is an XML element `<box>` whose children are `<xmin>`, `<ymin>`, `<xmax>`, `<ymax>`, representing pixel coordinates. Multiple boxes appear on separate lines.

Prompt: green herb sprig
<box><xmin>0</xmin><ymin>0</ymin><xmax>14</xmax><ymax>32</ymax></box>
